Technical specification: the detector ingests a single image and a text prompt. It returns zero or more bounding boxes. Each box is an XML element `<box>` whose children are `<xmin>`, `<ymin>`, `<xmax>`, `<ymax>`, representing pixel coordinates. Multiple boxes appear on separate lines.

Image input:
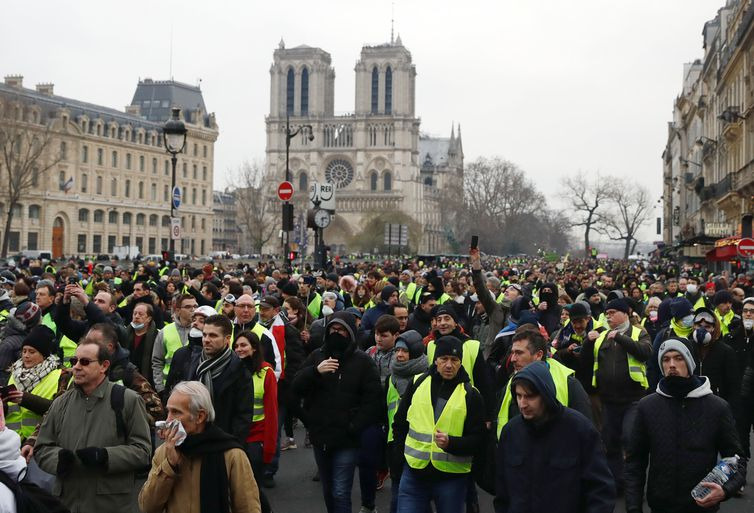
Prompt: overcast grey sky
<box><xmin>2</xmin><ymin>0</ymin><xmax>720</xmax><ymax>244</ymax></box>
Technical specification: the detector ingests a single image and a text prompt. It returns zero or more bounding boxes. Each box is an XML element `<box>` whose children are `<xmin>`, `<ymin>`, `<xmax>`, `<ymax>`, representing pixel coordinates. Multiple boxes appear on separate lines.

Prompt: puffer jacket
<box><xmin>0</xmin><ymin>316</ymin><xmax>28</xmax><ymax>377</ymax></box>
<box><xmin>625</xmin><ymin>377</ymin><xmax>746</xmax><ymax>513</ymax></box>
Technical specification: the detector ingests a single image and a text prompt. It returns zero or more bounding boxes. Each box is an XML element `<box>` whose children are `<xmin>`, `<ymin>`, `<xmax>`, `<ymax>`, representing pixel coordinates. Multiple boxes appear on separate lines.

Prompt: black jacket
<box><xmin>407</xmin><ymin>307</ymin><xmax>433</xmax><ymax>338</ymax></box>
<box><xmin>0</xmin><ymin>316</ymin><xmax>27</xmax><ymax>379</ymax></box>
<box><xmin>55</xmin><ymin>300</ymin><xmax>128</xmax><ymax>349</ymax></box>
<box><xmin>494</xmin><ymin>362</ymin><xmax>615</xmax><ymax>513</ymax></box>
<box><xmin>292</xmin><ymin>313</ymin><xmax>382</xmax><ymax>450</ymax></box>
<box><xmin>125</xmin><ymin>321</ymin><xmax>158</xmax><ymax>386</ymax></box>
<box><xmin>697</xmin><ymin>340</ymin><xmax>739</xmax><ymax>403</ymax></box>
<box><xmin>625</xmin><ymin>377</ymin><xmax>746</xmax><ymax>513</ymax></box>
<box><xmin>392</xmin><ymin>366</ymin><xmax>485</xmax><ymax>482</ymax></box>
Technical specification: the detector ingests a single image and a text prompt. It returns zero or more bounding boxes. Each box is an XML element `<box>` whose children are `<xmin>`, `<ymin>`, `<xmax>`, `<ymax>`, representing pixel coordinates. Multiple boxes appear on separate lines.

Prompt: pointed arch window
<box><xmin>371</xmin><ymin>67</ymin><xmax>379</xmax><ymax>114</ymax></box>
<box><xmin>286</xmin><ymin>68</ymin><xmax>295</xmax><ymax>115</ymax></box>
<box><xmin>384</xmin><ymin>171</ymin><xmax>392</xmax><ymax>191</ymax></box>
<box><xmin>370</xmin><ymin>171</ymin><xmax>378</xmax><ymax>191</ymax></box>
<box><xmin>301</xmin><ymin>67</ymin><xmax>309</xmax><ymax>116</ymax></box>
<box><xmin>299</xmin><ymin>172</ymin><xmax>308</xmax><ymax>192</ymax></box>
<box><xmin>385</xmin><ymin>66</ymin><xmax>392</xmax><ymax>114</ymax></box>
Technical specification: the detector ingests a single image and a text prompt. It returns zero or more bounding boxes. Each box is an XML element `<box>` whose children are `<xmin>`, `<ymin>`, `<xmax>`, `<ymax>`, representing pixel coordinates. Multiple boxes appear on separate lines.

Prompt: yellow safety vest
<box><xmin>307</xmin><ymin>293</ymin><xmax>322</xmax><ymax>320</ymax></box>
<box><xmin>7</xmin><ymin>369</ymin><xmax>62</xmax><ymax>439</ymax></box>
<box><xmin>404</xmin><ymin>375</ymin><xmax>472</xmax><ymax>474</ymax></box>
<box><xmin>59</xmin><ymin>335</ymin><xmax>77</xmax><ymax>367</ymax></box>
<box><xmin>41</xmin><ymin>312</ymin><xmax>57</xmax><ymax>335</ymax></box>
<box><xmin>497</xmin><ymin>359</ymin><xmax>573</xmax><ymax>439</ymax></box>
<box><xmin>386</xmin><ymin>376</ymin><xmax>401</xmax><ymax>443</ymax></box>
<box><xmin>437</xmin><ymin>293</ymin><xmax>451</xmax><ymax>305</ymax></box>
<box><xmin>214</xmin><ymin>298</ymin><xmax>223</xmax><ymax>313</ymax></box>
<box><xmin>404</xmin><ymin>282</ymin><xmax>417</xmax><ymax>305</ymax></box>
<box><xmin>427</xmin><ymin>339</ymin><xmax>481</xmax><ymax>387</ymax></box>
<box><xmin>715</xmin><ymin>309</ymin><xmax>735</xmax><ymax>337</ymax></box>
<box><xmin>592</xmin><ymin>326</ymin><xmax>648</xmax><ymax>389</ymax></box>
<box><xmin>161</xmin><ymin>323</ymin><xmax>184</xmax><ymax>376</ymax></box>
<box><xmin>252</xmin><ymin>366</ymin><xmax>270</xmax><ymax>422</ymax></box>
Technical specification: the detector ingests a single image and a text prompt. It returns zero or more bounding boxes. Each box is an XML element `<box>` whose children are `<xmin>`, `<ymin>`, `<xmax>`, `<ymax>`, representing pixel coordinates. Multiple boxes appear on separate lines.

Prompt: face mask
<box><xmin>326</xmin><ymin>332</ymin><xmax>350</xmax><ymax>354</ymax></box>
<box><xmin>680</xmin><ymin>315</ymin><xmax>694</xmax><ymax>328</ymax></box>
<box><xmin>322</xmin><ymin>305</ymin><xmax>334</xmax><ymax>316</ymax></box>
<box><xmin>130</xmin><ymin>321</ymin><xmax>145</xmax><ymax>331</ymax></box>
<box><xmin>470</xmin><ymin>293</ymin><xmax>479</xmax><ymax>302</ymax></box>
<box><xmin>686</xmin><ymin>284</ymin><xmax>698</xmax><ymax>295</ymax></box>
<box><xmin>649</xmin><ymin>311</ymin><xmax>658</xmax><ymax>322</ymax></box>
<box><xmin>692</xmin><ymin>327</ymin><xmax>712</xmax><ymax>346</ymax></box>
<box><xmin>744</xmin><ymin>319</ymin><xmax>754</xmax><ymax>330</ymax></box>
<box><xmin>189</xmin><ymin>327</ymin><xmax>203</xmax><ymax>339</ymax></box>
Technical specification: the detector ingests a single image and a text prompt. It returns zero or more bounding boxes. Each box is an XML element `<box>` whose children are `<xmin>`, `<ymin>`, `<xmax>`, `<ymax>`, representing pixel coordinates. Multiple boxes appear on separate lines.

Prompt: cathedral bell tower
<box><xmin>354</xmin><ymin>36</ymin><xmax>415</xmax><ymax>117</ymax></box>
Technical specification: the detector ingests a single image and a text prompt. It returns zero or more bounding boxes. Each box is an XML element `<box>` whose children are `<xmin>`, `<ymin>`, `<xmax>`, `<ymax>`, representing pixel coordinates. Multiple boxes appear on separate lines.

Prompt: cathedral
<box><xmin>264</xmin><ymin>37</ymin><xmax>463</xmax><ymax>255</ymax></box>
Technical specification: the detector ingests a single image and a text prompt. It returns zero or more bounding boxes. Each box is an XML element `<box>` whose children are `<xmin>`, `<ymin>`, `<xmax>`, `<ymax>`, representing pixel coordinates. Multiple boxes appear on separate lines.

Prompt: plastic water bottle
<box><xmin>690</xmin><ymin>456</ymin><xmax>739</xmax><ymax>501</ymax></box>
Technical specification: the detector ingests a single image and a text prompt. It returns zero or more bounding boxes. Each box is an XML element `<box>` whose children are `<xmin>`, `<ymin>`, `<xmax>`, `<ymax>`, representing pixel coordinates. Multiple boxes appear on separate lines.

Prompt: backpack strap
<box><xmin>110</xmin><ymin>384</ymin><xmax>127</xmax><ymax>441</ymax></box>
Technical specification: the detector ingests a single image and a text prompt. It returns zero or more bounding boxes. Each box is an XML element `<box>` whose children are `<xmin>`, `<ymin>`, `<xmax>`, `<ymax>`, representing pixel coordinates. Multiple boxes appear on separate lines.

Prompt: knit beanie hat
<box><xmin>14</xmin><ymin>301</ymin><xmax>41</xmax><ymax>328</ymax></box>
<box><xmin>658</xmin><ymin>339</ymin><xmax>696</xmax><ymax>375</ymax></box>
<box><xmin>22</xmin><ymin>325</ymin><xmax>56</xmax><ymax>358</ymax></box>
<box><xmin>433</xmin><ymin>304</ymin><xmax>458</xmax><ymax>323</ymax></box>
<box><xmin>713</xmin><ymin>290</ymin><xmax>734</xmax><ymax>306</ymax></box>
<box><xmin>583</xmin><ymin>286</ymin><xmax>600</xmax><ymax>299</ymax></box>
<box><xmin>606</xmin><ymin>298</ymin><xmax>630</xmax><ymax>314</ymax></box>
<box><xmin>669</xmin><ymin>297</ymin><xmax>693</xmax><ymax>319</ymax></box>
<box><xmin>281</xmin><ymin>281</ymin><xmax>299</xmax><ymax>296</ymax></box>
<box><xmin>434</xmin><ymin>336</ymin><xmax>463</xmax><ymax>360</ymax></box>
<box><xmin>381</xmin><ymin>285</ymin><xmax>398</xmax><ymax>302</ymax></box>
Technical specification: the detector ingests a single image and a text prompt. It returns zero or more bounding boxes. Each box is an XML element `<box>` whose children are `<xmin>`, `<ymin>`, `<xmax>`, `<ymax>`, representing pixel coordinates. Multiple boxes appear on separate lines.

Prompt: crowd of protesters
<box><xmin>0</xmin><ymin>249</ymin><xmax>751</xmax><ymax>512</ymax></box>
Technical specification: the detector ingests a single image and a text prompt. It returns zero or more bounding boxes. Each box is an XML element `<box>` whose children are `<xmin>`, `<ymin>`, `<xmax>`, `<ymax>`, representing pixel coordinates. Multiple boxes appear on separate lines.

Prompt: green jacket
<box><xmin>35</xmin><ymin>379</ymin><xmax>152</xmax><ymax>513</ymax></box>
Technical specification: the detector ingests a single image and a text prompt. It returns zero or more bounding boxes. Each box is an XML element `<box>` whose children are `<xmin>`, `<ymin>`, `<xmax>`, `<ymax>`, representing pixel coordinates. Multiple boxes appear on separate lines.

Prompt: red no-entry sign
<box><xmin>277</xmin><ymin>181</ymin><xmax>294</xmax><ymax>201</ymax></box>
<box><xmin>739</xmin><ymin>237</ymin><xmax>754</xmax><ymax>257</ymax></box>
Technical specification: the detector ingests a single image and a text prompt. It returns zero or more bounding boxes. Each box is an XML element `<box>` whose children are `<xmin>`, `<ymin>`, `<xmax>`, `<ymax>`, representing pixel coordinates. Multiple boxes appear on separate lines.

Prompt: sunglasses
<box><xmin>70</xmin><ymin>357</ymin><xmax>101</xmax><ymax>367</ymax></box>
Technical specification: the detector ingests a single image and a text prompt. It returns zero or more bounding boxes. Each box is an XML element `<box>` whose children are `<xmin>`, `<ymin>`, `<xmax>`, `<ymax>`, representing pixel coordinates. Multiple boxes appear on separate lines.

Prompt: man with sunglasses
<box><xmin>34</xmin><ymin>337</ymin><xmax>152</xmax><ymax>513</ymax></box>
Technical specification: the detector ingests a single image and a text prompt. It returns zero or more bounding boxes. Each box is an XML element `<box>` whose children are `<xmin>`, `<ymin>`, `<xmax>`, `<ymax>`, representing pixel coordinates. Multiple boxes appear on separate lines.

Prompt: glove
<box><xmin>57</xmin><ymin>448</ymin><xmax>75</xmax><ymax>477</ymax></box>
<box><xmin>76</xmin><ymin>447</ymin><xmax>109</xmax><ymax>469</ymax></box>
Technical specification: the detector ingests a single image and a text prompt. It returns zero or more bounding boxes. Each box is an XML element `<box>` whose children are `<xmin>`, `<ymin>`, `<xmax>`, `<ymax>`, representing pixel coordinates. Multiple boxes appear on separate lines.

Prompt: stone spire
<box><xmin>279</xmin><ymin>38</ymin><xmax>285</xmax><ymax>49</ymax></box>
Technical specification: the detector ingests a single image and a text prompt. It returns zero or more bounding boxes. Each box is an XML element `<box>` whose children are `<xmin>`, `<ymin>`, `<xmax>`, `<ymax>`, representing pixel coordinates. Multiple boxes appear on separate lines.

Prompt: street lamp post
<box><xmin>162</xmin><ymin>108</ymin><xmax>187</xmax><ymax>257</ymax></box>
<box><xmin>284</xmin><ymin>114</ymin><xmax>313</xmax><ymax>267</ymax></box>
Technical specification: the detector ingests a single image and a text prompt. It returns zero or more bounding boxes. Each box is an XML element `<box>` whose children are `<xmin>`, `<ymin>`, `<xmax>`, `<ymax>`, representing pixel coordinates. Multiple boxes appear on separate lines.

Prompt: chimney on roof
<box><xmin>36</xmin><ymin>83</ymin><xmax>54</xmax><ymax>96</ymax></box>
<box><xmin>4</xmin><ymin>75</ymin><xmax>23</xmax><ymax>88</ymax></box>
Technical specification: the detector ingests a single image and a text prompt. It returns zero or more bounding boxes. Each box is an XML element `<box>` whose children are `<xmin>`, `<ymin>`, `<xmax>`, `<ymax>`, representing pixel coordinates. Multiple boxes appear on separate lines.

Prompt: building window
<box><xmin>96</xmin><ymin>175</ymin><xmax>103</xmax><ymax>195</ymax></box>
<box><xmin>385</xmin><ymin>66</ymin><xmax>393</xmax><ymax>114</ymax></box>
<box><xmin>201</xmin><ymin>218</ymin><xmax>205</xmax><ymax>230</ymax></box>
<box><xmin>182</xmin><ymin>163</ymin><xmax>187</xmax><ymax>178</ymax></box>
<box><xmin>193</xmin><ymin>143</ymin><xmax>197</xmax><ymax>157</ymax></box>
<box><xmin>77</xmin><ymin>234</ymin><xmax>86</xmax><ymax>253</ymax></box>
<box><xmin>202</xmin><ymin>166</ymin><xmax>207</xmax><ymax>181</ymax></box>
<box><xmin>286</xmin><ymin>68</ymin><xmax>295</xmax><ymax>115</ymax></box>
<box><xmin>371</xmin><ymin>67</ymin><xmax>379</xmax><ymax>114</ymax></box>
<box><xmin>7</xmin><ymin>232</ymin><xmax>19</xmax><ymax>252</ymax></box>
<box><xmin>149</xmin><ymin>214</ymin><xmax>158</xmax><ymax>227</ymax></box>
<box><xmin>123</xmin><ymin>212</ymin><xmax>132</xmax><ymax>225</ymax></box>
<box><xmin>122</xmin><ymin>236</ymin><xmax>130</xmax><ymax>246</ymax></box>
<box><xmin>10</xmin><ymin>203</ymin><xmax>21</xmax><ymax>219</ymax></box>
<box><xmin>125</xmin><ymin>153</ymin><xmax>132</xmax><ymax>170</ymax></box>
<box><xmin>108</xmin><ymin>210</ymin><xmax>118</xmax><ymax>224</ymax></box>
<box><xmin>97</xmin><ymin>148</ymin><xmax>103</xmax><ymax>166</ymax></box>
<box><xmin>125</xmin><ymin>179</ymin><xmax>131</xmax><ymax>198</ymax></box>
<box><xmin>202</xmin><ymin>189</ymin><xmax>206</xmax><ymax>205</ymax></box>
<box><xmin>139</xmin><ymin>155</ymin><xmax>145</xmax><ymax>172</ymax></box>
<box><xmin>148</xmin><ymin>237</ymin><xmax>156</xmax><ymax>254</ymax></box>
<box><xmin>193</xmin><ymin>164</ymin><xmax>197</xmax><ymax>180</ymax></box>
<box><xmin>93</xmin><ymin>209</ymin><xmax>104</xmax><ymax>223</ymax></box>
<box><xmin>60</xmin><ymin>142</ymin><xmax>67</xmax><ymax>160</ymax></box>
<box><xmin>424</xmin><ymin>176</ymin><xmax>432</xmax><ymax>187</ymax></box>
<box><xmin>93</xmin><ymin>235</ymin><xmax>102</xmax><ymax>254</ymax></box>
<box><xmin>108</xmin><ymin>235</ymin><xmax>116</xmax><ymax>253</ymax></box>
<box><xmin>164</xmin><ymin>160</ymin><xmax>169</xmax><ymax>175</ymax></box>
<box><xmin>301</xmin><ymin>67</ymin><xmax>309</xmax><ymax>115</ymax></box>
<box><xmin>152</xmin><ymin>158</ymin><xmax>157</xmax><ymax>174</ymax></box>
<box><xmin>78</xmin><ymin>208</ymin><xmax>89</xmax><ymax>222</ymax></box>
<box><xmin>164</xmin><ymin>185</ymin><xmax>169</xmax><ymax>202</ymax></box>
<box><xmin>27</xmin><ymin>232</ymin><xmax>38</xmax><ymax>251</ymax></box>
<box><xmin>111</xmin><ymin>151</ymin><xmax>118</xmax><ymax>168</ymax></box>
<box><xmin>82</xmin><ymin>145</ymin><xmax>88</xmax><ymax>163</ymax></box>
<box><xmin>384</xmin><ymin>171</ymin><xmax>392</xmax><ymax>191</ymax></box>
<box><xmin>299</xmin><ymin>172</ymin><xmax>308</xmax><ymax>192</ymax></box>
<box><xmin>370</xmin><ymin>171</ymin><xmax>378</xmax><ymax>191</ymax></box>
<box><xmin>162</xmin><ymin>215</ymin><xmax>170</xmax><ymax>227</ymax></box>
<box><xmin>136</xmin><ymin>213</ymin><xmax>145</xmax><ymax>226</ymax></box>
<box><xmin>31</xmin><ymin>167</ymin><xmax>38</xmax><ymax>187</ymax></box>
<box><xmin>151</xmin><ymin>183</ymin><xmax>157</xmax><ymax>201</ymax></box>
<box><xmin>192</xmin><ymin>188</ymin><xmax>197</xmax><ymax>205</ymax></box>
<box><xmin>81</xmin><ymin>173</ymin><xmax>88</xmax><ymax>193</ymax></box>
<box><xmin>28</xmin><ymin>205</ymin><xmax>40</xmax><ymax>219</ymax></box>
<box><xmin>161</xmin><ymin>238</ymin><xmax>168</xmax><ymax>251</ymax></box>
<box><xmin>138</xmin><ymin>181</ymin><xmax>144</xmax><ymax>199</ymax></box>
<box><xmin>203</xmin><ymin>145</ymin><xmax>207</xmax><ymax>158</ymax></box>
<box><xmin>110</xmin><ymin>178</ymin><xmax>117</xmax><ymax>196</ymax></box>
<box><xmin>201</xmin><ymin>240</ymin><xmax>205</xmax><ymax>256</ymax></box>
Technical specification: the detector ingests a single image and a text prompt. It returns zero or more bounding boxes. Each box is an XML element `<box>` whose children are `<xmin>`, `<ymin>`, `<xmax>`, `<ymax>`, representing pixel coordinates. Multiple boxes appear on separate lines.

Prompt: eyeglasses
<box><xmin>70</xmin><ymin>357</ymin><xmax>100</xmax><ymax>367</ymax></box>
<box><xmin>743</xmin><ymin>308</ymin><xmax>754</xmax><ymax>314</ymax></box>
<box><xmin>224</xmin><ymin>294</ymin><xmax>236</xmax><ymax>304</ymax></box>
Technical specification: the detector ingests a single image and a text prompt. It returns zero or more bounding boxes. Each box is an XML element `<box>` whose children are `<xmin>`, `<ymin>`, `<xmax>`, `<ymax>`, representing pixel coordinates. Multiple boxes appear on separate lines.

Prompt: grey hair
<box><xmin>322</xmin><ymin>291</ymin><xmax>338</xmax><ymax>301</ymax></box>
<box><xmin>486</xmin><ymin>276</ymin><xmax>501</xmax><ymax>290</ymax></box>
<box><xmin>171</xmin><ymin>381</ymin><xmax>215</xmax><ymax>422</ymax></box>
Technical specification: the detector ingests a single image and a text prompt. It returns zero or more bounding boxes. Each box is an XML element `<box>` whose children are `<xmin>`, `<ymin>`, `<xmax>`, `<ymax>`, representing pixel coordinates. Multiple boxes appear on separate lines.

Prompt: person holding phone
<box><xmin>3</xmin><ymin>325</ymin><xmax>62</xmax><ymax>442</ymax></box>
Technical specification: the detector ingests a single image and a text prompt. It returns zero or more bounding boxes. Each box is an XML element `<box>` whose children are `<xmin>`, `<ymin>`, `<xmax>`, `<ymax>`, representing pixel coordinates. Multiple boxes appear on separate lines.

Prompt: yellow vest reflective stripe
<box><xmin>307</xmin><ymin>293</ymin><xmax>322</xmax><ymax>320</ymax></box>
<box><xmin>59</xmin><ymin>335</ymin><xmax>77</xmax><ymax>367</ymax></box>
<box><xmin>427</xmin><ymin>339</ymin><xmax>481</xmax><ymax>387</ymax></box>
<box><xmin>404</xmin><ymin>282</ymin><xmax>417</xmax><ymax>305</ymax></box>
<box><xmin>386</xmin><ymin>377</ymin><xmax>401</xmax><ymax>443</ymax></box>
<box><xmin>162</xmin><ymin>323</ymin><xmax>183</xmax><ymax>376</ymax></box>
<box><xmin>7</xmin><ymin>369</ymin><xmax>62</xmax><ymax>439</ymax></box>
<box><xmin>592</xmin><ymin>326</ymin><xmax>648</xmax><ymax>389</ymax></box>
<box><xmin>692</xmin><ymin>295</ymin><xmax>707</xmax><ymax>311</ymax></box>
<box><xmin>252</xmin><ymin>366</ymin><xmax>270</xmax><ymax>422</ymax></box>
<box><xmin>41</xmin><ymin>312</ymin><xmax>57</xmax><ymax>335</ymax></box>
<box><xmin>496</xmin><ymin>292</ymin><xmax>506</xmax><ymax>304</ymax></box>
<box><xmin>404</xmin><ymin>376</ymin><xmax>472</xmax><ymax>474</ymax></box>
<box><xmin>715</xmin><ymin>309</ymin><xmax>735</xmax><ymax>337</ymax></box>
<box><xmin>496</xmin><ymin>359</ymin><xmax>573</xmax><ymax>439</ymax></box>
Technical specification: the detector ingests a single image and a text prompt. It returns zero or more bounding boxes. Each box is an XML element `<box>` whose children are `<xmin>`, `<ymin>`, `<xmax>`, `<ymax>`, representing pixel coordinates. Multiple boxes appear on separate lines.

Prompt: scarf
<box><xmin>658</xmin><ymin>375</ymin><xmax>703</xmax><ymax>399</ymax></box>
<box><xmin>11</xmin><ymin>355</ymin><xmax>60</xmax><ymax>392</ymax></box>
<box><xmin>177</xmin><ymin>423</ymin><xmax>243</xmax><ymax>513</ymax></box>
<box><xmin>391</xmin><ymin>357</ymin><xmax>429</xmax><ymax>395</ymax></box>
<box><xmin>670</xmin><ymin>318</ymin><xmax>693</xmax><ymax>338</ymax></box>
<box><xmin>196</xmin><ymin>347</ymin><xmax>233</xmax><ymax>400</ymax></box>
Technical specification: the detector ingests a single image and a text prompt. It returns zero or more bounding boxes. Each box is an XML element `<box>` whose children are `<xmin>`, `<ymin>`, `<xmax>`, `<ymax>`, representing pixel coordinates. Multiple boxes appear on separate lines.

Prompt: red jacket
<box><xmin>245</xmin><ymin>362</ymin><xmax>278</xmax><ymax>463</ymax></box>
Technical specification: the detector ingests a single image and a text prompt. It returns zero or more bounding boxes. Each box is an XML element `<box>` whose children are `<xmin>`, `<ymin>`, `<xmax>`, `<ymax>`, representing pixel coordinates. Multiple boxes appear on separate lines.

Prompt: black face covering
<box><xmin>326</xmin><ymin>332</ymin><xmax>350</xmax><ymax>359</ymax></box>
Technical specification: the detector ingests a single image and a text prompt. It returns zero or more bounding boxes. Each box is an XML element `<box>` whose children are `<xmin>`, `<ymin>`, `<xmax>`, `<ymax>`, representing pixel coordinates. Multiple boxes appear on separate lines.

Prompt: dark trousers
<box><xmin>313</xmin><ymin>446</ymin><xmax>359</xmax><ymax>513</ymax></box>
<box><xmin>397</xmin><ymin>465</ymin><xmax>467</xmax><ymax>513</ymax></box>
<box><xmin>358</xmin><ymin>424</ymin><xmax>385</xmax><ymax>509</ymax></box>
<box><xmin>246</xmin><ymin>442</ymin><xmax>272</xmax><ymax>513</ymax></box>
<box><xmin>601</xmin><ymin>400</ymin><xmax>638</xmax><ymax>490</ymax></box>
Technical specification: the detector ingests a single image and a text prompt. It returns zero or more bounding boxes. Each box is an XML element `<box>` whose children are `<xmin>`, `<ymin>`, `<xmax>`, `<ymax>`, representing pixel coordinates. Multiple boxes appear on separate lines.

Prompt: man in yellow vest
<box><xmin>581</xmin><ymin>298</ymin><xmax>651</xmax><ymax>494</ymax></box>
<box><xmin>712</xmin><ymin>290</ymin><xmax>738</xmax><ymax>337</ymax></box>
<box><xmin>496</xmin><ymin>326</ymin><xmax>592</xmax><ymax>439</ymax></box>
<box><xmin>494</xmin><ymin>361</ymin><xmax>615</xmax><ymax>513</ymax></box>
<box><xmin>151</xmin><ymin>294</ymin><xmax>196</xmax><ymax>396</ymax></box>
<box><xmin>391</xmin><ymin>336</ymin><xmax>485</xmax><ymax>513</ymax></box>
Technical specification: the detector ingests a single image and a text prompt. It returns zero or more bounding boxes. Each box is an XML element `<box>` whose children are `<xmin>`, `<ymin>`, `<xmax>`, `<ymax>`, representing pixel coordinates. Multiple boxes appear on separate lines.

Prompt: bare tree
<box><xmin>0</xmin><ymin>106</ymin><xmax>61</xmax><ymax>257</ymax></box>
<box><xmin>230</xmin><ymin>160</ymin><xmax>277</xmax><ymax>254</ymax></box>
<box><xmin>600</xmin><ymin>181</ymin><xmax>652</xmax><ymax>259</ymax></box>
<box><xmin>560</xmin><ymin>171</ymin><xmax>614</xmax><ymax>257</ymax></box>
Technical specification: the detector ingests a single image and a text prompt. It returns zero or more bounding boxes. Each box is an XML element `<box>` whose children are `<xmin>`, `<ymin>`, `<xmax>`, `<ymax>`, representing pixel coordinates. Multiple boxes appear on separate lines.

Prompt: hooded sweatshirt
<box><xmin>0</xmin><ymin>427</ymin><xmax>28</xmax><ymax>509</ymax></box>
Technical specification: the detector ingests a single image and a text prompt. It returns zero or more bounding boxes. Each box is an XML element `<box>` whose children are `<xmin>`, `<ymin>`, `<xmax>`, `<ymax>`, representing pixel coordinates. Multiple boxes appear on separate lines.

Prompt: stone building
<box><xmin>0</xmin><ymin>76</ymin><xmax>217</xmax><ymax>258</ymax></box>
<box><xmin>264</xmin><ymin>37</ymin><xmax>463</xmax><ymax>255</ymax></box>
<box><xmin>663</xmin><ymin>0</ymin><xmax>754</xmax><ymax>262</ymax></box>
<box><xmin>212</xmin><ymin>189</ymin><xmax>240</xmax><ymax>253</ymax></box>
